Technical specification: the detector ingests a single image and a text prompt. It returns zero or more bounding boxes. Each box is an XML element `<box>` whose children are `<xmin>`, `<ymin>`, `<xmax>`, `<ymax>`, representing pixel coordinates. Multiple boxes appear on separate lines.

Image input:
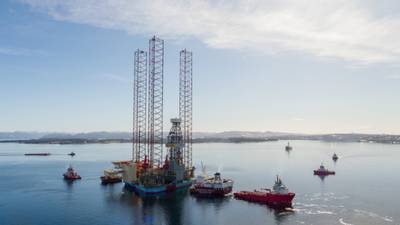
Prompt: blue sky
<box><xmin>1</xmin><ymin>0</ymin><xmax>400</xmax><ymax>134</ymax></box>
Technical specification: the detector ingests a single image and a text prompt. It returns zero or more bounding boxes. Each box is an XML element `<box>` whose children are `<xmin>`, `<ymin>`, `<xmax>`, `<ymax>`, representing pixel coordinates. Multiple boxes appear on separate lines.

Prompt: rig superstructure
<box><xmin>114</xmin><ymin>36</ymin><xmax>194</xmax><ymax>195</ymax></box>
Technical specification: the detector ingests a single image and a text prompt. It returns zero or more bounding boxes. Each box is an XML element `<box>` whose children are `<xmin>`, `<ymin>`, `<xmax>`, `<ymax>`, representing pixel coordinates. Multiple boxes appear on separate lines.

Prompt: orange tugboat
<box><xmin>234</xmin><ymin>176</ymin><xmax>295</xmax><ymax>207</ymax></box>
<box><xmin>63</xmin><ymin>165</ymin><xmax>81</xmax><ymax>180</ymax></box>
<box><xmin>313</xmin><ymin>163</ymin><xmax>335</xmax><ymax>176</ymax></box>
<box><xmin>190</xmin><ymin>171</ymin><xmax>234</xmax><ymax>197</ymax></box>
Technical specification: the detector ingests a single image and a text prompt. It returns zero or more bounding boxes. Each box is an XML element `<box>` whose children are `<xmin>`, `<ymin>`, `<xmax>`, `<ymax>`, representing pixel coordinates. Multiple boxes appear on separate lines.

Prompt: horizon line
<box><xmin>0</xmin><ymin>130</ymin><xmax>399</xmax><ymax>136</ymax></box>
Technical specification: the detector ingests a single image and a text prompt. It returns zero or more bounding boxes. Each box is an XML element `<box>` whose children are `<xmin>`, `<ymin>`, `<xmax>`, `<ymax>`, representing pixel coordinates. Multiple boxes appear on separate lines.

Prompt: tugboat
<box><xmin>68</xmin><ymin>152</ymin><xmax>76</xmax><ymax>156</ymax></box>
<box><xmin>100</xmin><ymin>169</ymin><xmax>122</xmax><ymax>184</ymax></box>
<box><xmin>234</xmin><ymin>176</ymin><xmax>295</xmax><ymax>207</ymax></box>
<box><xmin>313</xmin><ymin>163</ymin><xmax>335</xmax><ymax>176</ymax></box>
<box><xmin>190</xmin><ymin>172</ymin><xmax>234</xmax><ymax>197</ymax></box>
<box><xmin>285</xmin><ymin>142</ymin><xmax>292</xmax><ymax>151</ymax></box>
<box><xmin>63</xmin><ymin>165</ymin><xmax>81</xmax><ymax>180</ymax></box>
<box><xmin>332</xmin><ymin>153</ymin><xmax>338</xmax><ymax>161</ymax></box>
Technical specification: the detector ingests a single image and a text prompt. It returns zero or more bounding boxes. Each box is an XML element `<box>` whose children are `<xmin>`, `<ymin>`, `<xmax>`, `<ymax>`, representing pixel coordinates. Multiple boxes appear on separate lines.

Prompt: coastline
<box><xmin>1</xmin><ymin>135</ymin><xmax>399</xmax><ymax>145</ymax></box>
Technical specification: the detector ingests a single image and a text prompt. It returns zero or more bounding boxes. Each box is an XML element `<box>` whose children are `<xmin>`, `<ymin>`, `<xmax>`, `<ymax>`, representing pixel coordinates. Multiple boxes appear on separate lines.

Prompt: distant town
<box><xmin>1</xmin><ymin>131</ymin><xmax>399</xmax><ymax>144</ymax></box>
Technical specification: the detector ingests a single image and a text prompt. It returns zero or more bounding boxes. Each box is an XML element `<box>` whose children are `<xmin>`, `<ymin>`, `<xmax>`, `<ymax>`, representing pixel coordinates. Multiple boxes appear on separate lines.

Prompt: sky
<box><xmin>1</xmin><ymin>0</ymin><xmax>400</xmax><ymax>134</ymax></box>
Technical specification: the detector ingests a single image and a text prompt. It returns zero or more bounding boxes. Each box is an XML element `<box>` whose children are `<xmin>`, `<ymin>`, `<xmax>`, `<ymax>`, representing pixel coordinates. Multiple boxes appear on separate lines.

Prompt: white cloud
<box><xmin>20</xmin><ymin>0</ymin><xmax>400</xmax><ymax>64</ymax></box>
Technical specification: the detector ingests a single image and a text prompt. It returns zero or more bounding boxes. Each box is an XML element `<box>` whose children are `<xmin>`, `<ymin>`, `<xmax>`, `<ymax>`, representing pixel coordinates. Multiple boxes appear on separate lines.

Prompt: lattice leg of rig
<box><xmin>179</xmin><ymin>49</ymin><xmax>193</xmax><ymax>170</ymax></box>
<box><xmin>133</xmin><ymin>49</ymin><xmax>148</xmax><ymax>162</ymax></box>
<box><xmin>148</xmin><ymin>36</ymin><xmax>164</xmax><ymax>167</ymax></box>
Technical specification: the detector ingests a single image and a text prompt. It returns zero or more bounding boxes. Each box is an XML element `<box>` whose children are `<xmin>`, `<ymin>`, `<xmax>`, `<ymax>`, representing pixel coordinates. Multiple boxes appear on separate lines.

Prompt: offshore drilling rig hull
<box><xmin>126</xmin><ymin>37</ymin><xmax>194</xmax><ymax>198</ymax></box>
<box><xmin>117</xmin><ymin>118</ymin><xmax>195</xmax><ymax>197</ymax></box>
<box><xmin>124</xmin><ymin>180</ymin><xmax>193</xmax><ymax>196</ymax></box>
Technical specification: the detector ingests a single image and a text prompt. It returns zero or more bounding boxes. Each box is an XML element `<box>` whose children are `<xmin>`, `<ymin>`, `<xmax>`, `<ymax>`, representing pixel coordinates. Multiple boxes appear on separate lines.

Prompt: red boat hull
<box><xmin>313</xmin><ymin>170</ymin><xmax>335</xmax><ymax>176</ymax></box>
<box><xmin>234</xmin><ymin>191</ymin><xmax>295</xmax><ymax>207</ymax></box>
<box><xmin>63</xmin><ymin>175</ymin><xmax>81</xmax><ymax>180</ymax></box>
<box><xmin>190</xmin><ymin>186</ymin><xmax>232</xmax><ymax>197</ymax></box>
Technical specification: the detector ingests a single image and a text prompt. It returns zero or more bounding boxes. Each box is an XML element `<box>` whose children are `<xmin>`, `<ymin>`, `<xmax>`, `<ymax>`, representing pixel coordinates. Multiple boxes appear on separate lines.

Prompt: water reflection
<box><xmin>192</xmin><ymin>195</ymin><xmax>231</xmax><ymax>214</ymax></box>
<box><xmin>316</xmin><ymin>175</ymin><xmax>326</xmax><ymax>182</ymax></box>
<box><xmin>63</xmin><ymin>179</ymin><xmax>75</xmax><ymax>190</ymax></box>
<box><xmin>269</xmin><ymin>207</ymin><xmax>295</xmax><ymax>225</ymax></box>
<box><xmin>285</xmin><ymin>148</ymin><xmax>291</xmax><ymax>158</ymax></box>
<box><xmin>104</xmin><ymin>186</ymin><xmax>189</xmax><ymax>225</ymax></box>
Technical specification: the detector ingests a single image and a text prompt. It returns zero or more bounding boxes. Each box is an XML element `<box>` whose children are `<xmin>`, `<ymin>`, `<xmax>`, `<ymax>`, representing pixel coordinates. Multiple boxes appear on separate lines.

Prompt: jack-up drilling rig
<box><xmin>112</xmin><ymin>36</ymin><xmax>194</xmax><ymax>195</ymax></box>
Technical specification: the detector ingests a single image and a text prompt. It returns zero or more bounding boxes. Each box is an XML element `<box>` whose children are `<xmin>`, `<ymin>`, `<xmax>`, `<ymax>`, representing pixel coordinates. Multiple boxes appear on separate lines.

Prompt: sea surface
<box><xmin>0</xmin><ymin>141</ymin><xmax>399</xmax><ymax>225</ymax></box>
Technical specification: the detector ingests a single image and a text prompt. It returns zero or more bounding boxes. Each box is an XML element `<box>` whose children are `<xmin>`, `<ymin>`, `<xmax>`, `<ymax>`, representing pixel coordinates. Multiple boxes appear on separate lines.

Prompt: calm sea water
<box><xmin>0</xmin><ymin>141</ymin><xmax>399</xmax><ymax>225</ymax></box>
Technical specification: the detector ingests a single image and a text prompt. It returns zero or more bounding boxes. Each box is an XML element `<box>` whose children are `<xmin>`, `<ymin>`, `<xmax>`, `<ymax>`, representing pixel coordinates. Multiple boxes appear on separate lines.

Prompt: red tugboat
<box><xmin>190</xmin><ymin>172</ymin><xmax>234</xmax><ymax>197</ymax></box>
<box><xmin>234</xmin><ymin>176</ymin><xmax>295</xmax><ymax>207</ymax></box>
<box><xmin>63</xmin><ymin>165</ymin><xmax>81</xmax><ymax>180</ymax></box>
<box><xmin>313</xmin><ymin>163</ymin><xmax>335</xmax><ymax>176</ymax></box>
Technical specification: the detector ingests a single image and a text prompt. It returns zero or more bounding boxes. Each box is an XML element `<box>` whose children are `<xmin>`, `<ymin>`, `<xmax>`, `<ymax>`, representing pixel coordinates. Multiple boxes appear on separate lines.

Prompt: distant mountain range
<box><xmin>0</xmin><ymin>131</ymin><xmax>289</xmax><ymax>140</ymax></box>
<box><xmin>1</xmin><ymin>131</ymin><xmax>399</xmax><ymax>144</ymax></box>
<box><xmin>0</xmin><ymin>132</ymin><xmax>46</xmax><ymax>140</ymax></box>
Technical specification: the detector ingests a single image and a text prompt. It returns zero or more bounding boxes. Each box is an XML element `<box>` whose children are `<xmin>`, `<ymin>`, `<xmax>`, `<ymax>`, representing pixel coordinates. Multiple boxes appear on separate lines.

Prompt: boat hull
<box><xmin>124</xmin><ymin>180</ymin><xmax>193</xmax><ymax>196</ymax></box>
<box><xmin>190</xmin><ymin>186</ymin><xmax>232</xmax><ymax>197</ymax></box>
<box><xmin>101</xmin><ymin>176</ymin><xmax>122</xmax><ymax>184</ymax></box>
<box><xmin>234</xmin><ymin>191</ymin><xmax>295</xmax><ymax>207</ymax></box>
<box><xmin>63</xmin><ymin>175</ymin><xmax>81</xmax><ymax>180</ymax></box>
<box><xmin>313</xmin><ymin>170</ymin><xmax>335</xmax><ymax>176</ymax></box>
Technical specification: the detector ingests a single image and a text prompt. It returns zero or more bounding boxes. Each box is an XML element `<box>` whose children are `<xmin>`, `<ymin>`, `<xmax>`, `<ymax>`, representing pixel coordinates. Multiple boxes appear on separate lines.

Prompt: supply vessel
<box><xmin>234</xmin><ymin>176</ymin><xmax>295</xmax><ymax>207</ymax></box>
<box><xmin>190</xmin><ymin>171</ymin><xmax>234</xmax><ymax>197</ymax></box>
<box><xmin>100</xmin><ymin>168</ymin><xmax>122</xmax><ymax>184</ymax></box>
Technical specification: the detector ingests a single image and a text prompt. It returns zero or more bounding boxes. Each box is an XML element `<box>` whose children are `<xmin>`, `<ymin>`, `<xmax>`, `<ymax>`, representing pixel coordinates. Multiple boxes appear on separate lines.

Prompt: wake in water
<box><xmin>339</xmin><ymin>218</ymin><xmax>353</xmax><ymax>225</ymax></box>
<box><xmin>354</xmin><ymin>209</ymin><xmax>394</xmax><ymax>223</ymax></box>
<box><xmin>295</xmin><ymin>193</ymin><xmax>395</xmax><ymax>224</ymax></box>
